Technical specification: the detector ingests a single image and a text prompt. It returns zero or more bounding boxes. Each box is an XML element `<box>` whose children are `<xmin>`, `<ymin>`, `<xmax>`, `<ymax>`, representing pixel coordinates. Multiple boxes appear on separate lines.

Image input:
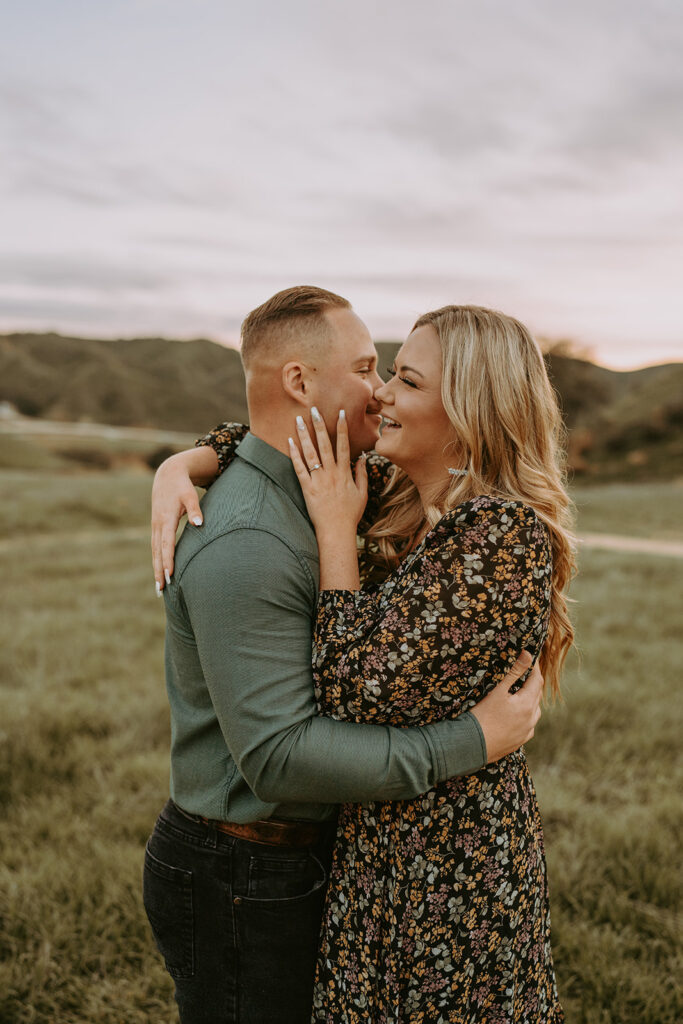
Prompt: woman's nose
<box><xmin>374</xmin><ymin>378</ymin><xmax>391</xmax><ymax>402</ymax></box>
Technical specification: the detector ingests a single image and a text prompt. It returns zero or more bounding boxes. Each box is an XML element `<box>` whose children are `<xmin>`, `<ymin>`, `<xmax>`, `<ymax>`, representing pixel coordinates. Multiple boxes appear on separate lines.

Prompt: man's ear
<box><xmin>282</xmin><ymin>361</ymin><xmax>312</xmax><ymax>407</ymax></box>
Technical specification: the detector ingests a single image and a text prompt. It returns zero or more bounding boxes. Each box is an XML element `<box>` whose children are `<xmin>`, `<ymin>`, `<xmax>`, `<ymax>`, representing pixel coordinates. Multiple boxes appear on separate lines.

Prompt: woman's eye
<box><xmin>386</xmin><ymin>366</ymin><xmax>416</xmax><ymax>388</ymax></box>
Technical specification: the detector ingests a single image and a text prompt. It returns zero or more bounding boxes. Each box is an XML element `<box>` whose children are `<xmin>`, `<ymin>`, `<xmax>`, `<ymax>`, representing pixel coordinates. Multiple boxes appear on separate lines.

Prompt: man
<box><xmin>143</xmin><ymin>286</ymin><xmax>543</xmax><ymax>1024</ymax></box>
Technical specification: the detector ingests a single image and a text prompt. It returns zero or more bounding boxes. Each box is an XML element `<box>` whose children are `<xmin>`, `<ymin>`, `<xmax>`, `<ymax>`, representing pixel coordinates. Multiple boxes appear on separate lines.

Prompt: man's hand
<box><xmin>469</xmin><ymin>651</ymin><xmax>544</xmax><ymax>763</ymax></box>
<box><xmin>151</xmin><ymin>451</ymin><xmax>210</xmax><ymax>594</ymax></box>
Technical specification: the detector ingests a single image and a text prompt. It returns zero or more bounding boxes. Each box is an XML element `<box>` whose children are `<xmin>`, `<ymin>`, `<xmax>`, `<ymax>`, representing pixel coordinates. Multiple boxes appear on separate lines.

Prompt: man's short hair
<box><xmin>240</xmin><ymin>285</ymin><xmax>351</xmax><ymax>369</ymax></box>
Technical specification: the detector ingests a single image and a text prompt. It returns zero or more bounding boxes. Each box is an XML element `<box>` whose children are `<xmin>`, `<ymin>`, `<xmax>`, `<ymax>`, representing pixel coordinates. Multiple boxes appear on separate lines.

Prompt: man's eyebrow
<box><xmin>352</xmin><ymin>354</ymin><xmax>377</xmax><ymax>366</ymax></box>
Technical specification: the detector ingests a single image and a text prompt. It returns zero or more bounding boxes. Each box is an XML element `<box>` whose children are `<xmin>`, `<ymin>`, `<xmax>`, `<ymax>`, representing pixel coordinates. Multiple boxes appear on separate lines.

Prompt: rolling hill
<box><xmin>1</xmin><ymin>332</ymin><xmax>681</xmax><ymax>480</ymax></box>
<box><xmin>0</xmin><ymin>332</ymin><xmax>249</xmax><ymax>432</ymax></box>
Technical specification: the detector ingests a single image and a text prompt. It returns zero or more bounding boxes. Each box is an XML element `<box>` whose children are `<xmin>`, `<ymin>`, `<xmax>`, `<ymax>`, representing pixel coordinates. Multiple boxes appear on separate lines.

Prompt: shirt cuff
<box><xmin>425</xmin><ymin>711</ymin><xmax>488</xmax><ymax>780</ymax></box>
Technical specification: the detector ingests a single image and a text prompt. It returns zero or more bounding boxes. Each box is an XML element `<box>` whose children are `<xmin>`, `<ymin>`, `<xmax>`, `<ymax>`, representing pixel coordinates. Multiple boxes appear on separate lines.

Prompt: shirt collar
<box><xmin>235</xmin><ymin>432</ymin><xmax>309</xmax><ymax>520</ymax></box>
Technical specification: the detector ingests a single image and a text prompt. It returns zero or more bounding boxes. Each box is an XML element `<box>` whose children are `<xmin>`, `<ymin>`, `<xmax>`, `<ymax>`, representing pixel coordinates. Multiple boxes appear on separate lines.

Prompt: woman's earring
<box><xmin>448</xmin><ymin>468</ymin><xmax>468</xmax><ymax>477</ymax></box>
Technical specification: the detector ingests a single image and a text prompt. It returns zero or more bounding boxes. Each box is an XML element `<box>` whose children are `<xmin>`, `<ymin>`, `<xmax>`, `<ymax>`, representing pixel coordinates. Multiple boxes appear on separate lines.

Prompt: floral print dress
<box><xmin>197</xmin><ymin>426</ymin><xmax>563</xmax><ymax>1024</ymax></box>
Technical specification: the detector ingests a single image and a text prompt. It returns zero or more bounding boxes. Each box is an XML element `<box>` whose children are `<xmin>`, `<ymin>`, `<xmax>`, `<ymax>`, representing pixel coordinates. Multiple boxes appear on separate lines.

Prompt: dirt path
<box><xmin>1</xmin><ymin>527</ymin><xmax>682</xmax><ymax>559</ymax></box>
<box><xmin>0</xmin><ymin>526</ymin><xmax>149</xmax><ymax>554</ymax></box>
<box><xmin>579</xmin><ymin>532</ymin><xmax>683</xmax><ymax>559</ymax></box>
<box><xmin>0</xmin><ymin>417</ymin><xmax>196</xmax><ymax>445</ymax></box>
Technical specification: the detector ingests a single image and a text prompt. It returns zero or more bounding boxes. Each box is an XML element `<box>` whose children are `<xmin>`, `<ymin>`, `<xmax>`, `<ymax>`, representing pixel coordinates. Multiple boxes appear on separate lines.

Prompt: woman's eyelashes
<box><xmin>386</xmin><ymin>366</ymin><xmax>417</xmax><ymax>388</ymax></box>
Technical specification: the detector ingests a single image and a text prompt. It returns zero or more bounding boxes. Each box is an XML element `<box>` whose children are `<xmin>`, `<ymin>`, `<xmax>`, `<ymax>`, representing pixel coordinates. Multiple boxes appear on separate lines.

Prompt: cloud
<box><xmin>0</xmin><ymin>254</ymin><xmax>174</xmax><ymax>294</ymax></box>
<box><xmin>342</xmin><ymin>0</ymin><xmax>683</xmax><ymax>204</ymax></box>
<box><xmin>139</xmin><ymin>232</ymin><xmax>262</xmax><ymax>256</ymax></box>
<box><xmin>0</xmin><ymin>293</ymin><xmax>240</xmax><ymax>341</ymax></box>
<box><xmin>7</xmin><ymin>149</ymin><xmax>242</xmax><ymax>211</ymax></box>
<box><xmin>0</xmin><ymin>0</ymin><xmax>681</xmax><ymax>365</ymax></box>
<box><xmin>0</xmin><ymin>70</ymin><xmax>242</xmax><ymax>211</ymax></box>
<box><xmin>557</xmin><ymin>52</ymin><xmax>683</xmax><ymax>177</ymax></box>
<box><xmin>0</xmin><ymin>74</ymin><xmax>91</xmax><ymax>148</ymax></box>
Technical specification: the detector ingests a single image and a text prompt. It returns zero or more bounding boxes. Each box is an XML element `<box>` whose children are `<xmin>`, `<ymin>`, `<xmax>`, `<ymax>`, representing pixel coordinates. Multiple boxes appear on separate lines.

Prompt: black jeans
<box><xmin>143</xmin><ymin>800</ymin><xmax>336</xmax><ymax>1024</ymax></box>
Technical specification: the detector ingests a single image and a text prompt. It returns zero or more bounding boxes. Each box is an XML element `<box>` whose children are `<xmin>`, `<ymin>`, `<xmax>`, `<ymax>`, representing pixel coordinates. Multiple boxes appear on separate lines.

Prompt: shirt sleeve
<box><xmin>195</xmin><ymin>422</ymin><xmax>249</xmax><ymax>476</ymax></box>
<box><xmin>313</xmin><ymin>499</ymin><xmax>552</xmax><ymax>729</ymax></box>
<box><xmin>177</xmin><ymin>528</ymin><xmax>486</xmax><ymax>806</ymax></box>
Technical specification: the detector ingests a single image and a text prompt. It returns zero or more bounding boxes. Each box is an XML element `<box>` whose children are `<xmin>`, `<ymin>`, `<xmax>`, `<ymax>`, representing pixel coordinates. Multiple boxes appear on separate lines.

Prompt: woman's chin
<box><xmin>376</xmin><ymin>431</ymin><xmax>402</xmax><ymax>464</ymax></box>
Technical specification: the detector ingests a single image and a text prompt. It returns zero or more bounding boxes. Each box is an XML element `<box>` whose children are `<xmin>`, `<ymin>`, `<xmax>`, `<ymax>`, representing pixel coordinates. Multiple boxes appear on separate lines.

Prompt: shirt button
<box><xmin>233</xmin><ymin>896</ymin><xmax>242</xmax><ymax>905</ymax></box>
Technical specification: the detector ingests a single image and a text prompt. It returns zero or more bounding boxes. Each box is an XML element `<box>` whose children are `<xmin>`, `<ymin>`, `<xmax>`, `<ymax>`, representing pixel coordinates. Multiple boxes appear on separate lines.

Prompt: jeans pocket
<box><xmin>235</xmin><ymin>852</ymin><xmax>329</xmax><ymax>1023</ymax></box>
<box><xmin>245</xmin><ymin>851</ymin><xmax>327</xmax><ymax>904</ymax></box>
<box><xmin>143</xmin><ymin>841</ymin><xmax>195</xmax><ymax>979</ymax></box>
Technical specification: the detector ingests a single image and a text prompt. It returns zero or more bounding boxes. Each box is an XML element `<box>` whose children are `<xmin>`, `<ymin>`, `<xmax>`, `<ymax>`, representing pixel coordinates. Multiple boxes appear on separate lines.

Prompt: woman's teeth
<box><xmin>381</xmin><ymin>416</ymin><xmax>400</xmax><ymax>429</ymax></box>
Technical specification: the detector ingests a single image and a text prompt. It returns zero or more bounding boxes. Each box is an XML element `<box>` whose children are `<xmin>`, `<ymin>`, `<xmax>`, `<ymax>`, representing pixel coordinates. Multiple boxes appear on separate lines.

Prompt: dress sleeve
<box><xmin>313</xmin><ymin>499</ymin><xmax>552</xmax><ymax>725</ymax></box>
<box><xmin>195</xmin><ymin>422</ymin><xmax>249</xmax><ymax>476</ymax></box>
<box><xmin>358</xmin><ymin>452</ymin><xmax>394</xmax><ymax>532</ymax></box>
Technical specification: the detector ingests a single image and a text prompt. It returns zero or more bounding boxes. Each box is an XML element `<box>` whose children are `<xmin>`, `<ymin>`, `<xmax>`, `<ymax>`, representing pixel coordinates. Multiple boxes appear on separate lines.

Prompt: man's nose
<box><xmin>370</xmin><ymin>368</ymin><xmax>384</xmax><ymax>389</ymax></box>
<box><xmin>363</xmin><ymin>370</ymin><xmax>383</xmax><ymax>410</ymax></box>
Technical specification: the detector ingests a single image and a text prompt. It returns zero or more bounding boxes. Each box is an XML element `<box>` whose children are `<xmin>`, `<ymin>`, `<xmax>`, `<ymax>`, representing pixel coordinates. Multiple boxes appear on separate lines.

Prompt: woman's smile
<box><xmin>380</xmin><ymin>414</ymin><xmax>401</xmax><ymax>431</ymax></box>
<box><xmin>374</xmin><ymin>325</ymin><xmax>458</xmax><ymax>488</ymax></box>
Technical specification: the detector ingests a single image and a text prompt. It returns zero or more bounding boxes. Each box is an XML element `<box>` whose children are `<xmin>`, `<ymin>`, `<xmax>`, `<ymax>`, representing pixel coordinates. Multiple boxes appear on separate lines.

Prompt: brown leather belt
<box><xmin>199</xmin><ymin>815</ymin><xmax>326</xmax><ymax>848</ymax></box>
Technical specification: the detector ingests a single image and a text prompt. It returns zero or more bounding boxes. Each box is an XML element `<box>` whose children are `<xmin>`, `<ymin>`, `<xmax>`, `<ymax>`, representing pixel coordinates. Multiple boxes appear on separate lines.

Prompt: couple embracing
<box><xmin>143</xmin><ymin>286</ymin><xmax>573</xmax><ymax>1023</ymax></box>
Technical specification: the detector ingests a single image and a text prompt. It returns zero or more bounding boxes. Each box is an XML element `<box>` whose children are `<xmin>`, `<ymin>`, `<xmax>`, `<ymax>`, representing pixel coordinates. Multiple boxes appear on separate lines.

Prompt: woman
<box><xmin>164</xmin><ymin>305</ymin><xmax>574</xmax><ymax>1022</ymax></box>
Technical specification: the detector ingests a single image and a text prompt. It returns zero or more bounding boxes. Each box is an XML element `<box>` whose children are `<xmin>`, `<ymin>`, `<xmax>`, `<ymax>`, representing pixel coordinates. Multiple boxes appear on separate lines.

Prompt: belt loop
<box><xmin>203</xmin><ymin>819</ymin><xmax>218</xmax><ymax>850</ymax></box>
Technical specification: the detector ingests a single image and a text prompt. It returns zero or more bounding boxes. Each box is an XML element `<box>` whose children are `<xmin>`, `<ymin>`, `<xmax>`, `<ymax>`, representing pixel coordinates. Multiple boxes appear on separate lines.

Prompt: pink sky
<box><xmin>1</xmin><ymin>0</ymin><xmax>682</xmax><ymax>369</ymax></box>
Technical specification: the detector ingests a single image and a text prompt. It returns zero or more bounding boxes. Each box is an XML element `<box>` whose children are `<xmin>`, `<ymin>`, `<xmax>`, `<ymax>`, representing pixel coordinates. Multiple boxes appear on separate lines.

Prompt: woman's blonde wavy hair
<box><xmin>364</xmin><ymin>304</ymin><xmax>576</xmax><ymax>698</ymax></box>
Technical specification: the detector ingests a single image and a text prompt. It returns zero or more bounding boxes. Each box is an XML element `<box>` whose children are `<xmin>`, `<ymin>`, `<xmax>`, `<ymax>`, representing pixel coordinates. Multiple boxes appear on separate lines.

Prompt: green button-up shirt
<box><xmin>164</xmin><ymin>432</ymin><xmax>486</xmax><ymax>823</ymax></box>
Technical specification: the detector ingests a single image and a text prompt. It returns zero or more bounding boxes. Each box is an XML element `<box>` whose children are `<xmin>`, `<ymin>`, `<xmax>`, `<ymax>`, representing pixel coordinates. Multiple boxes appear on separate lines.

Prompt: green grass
<box><xmin>571</xmin><ymin>480</ymin><xmax>683</xmax><ymax>540</ymax></box>
<box><xmin>0</xmin><ymin>430</ymin><xmax>197</xmax><ymax>478</ymax></box>
<box><xmin>1</xmin><ymin>472</ymin><xmax>681</xmax><ymax>1022</ymax></box>
<box><xmin>527</xmin><ymin>549</ymin><xmax>683</xmax><ymax>1023</ymax></box>
<box><xmin>0</xmin><ymin>435</ymin><xmax>69</xmax><ymax>472</ymax></box>
<box><xmin>0</xmin><ymin>469</ymin><xmax>152</xmax><ymax>537</ymax></box>
<box><xmin>0</xmin><ymin>512</ymin><xmax>173</xmax><ymax>1023</ymax></box>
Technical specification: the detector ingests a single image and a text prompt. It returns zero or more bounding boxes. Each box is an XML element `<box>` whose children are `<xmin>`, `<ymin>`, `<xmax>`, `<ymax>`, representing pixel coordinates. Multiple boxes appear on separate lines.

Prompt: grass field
<box><xmin>570</xmin><ymin>479</ymin><xmax>683</xmax><ymax>540</ymax></box>
<box><xmin>0</xmin><ymin>470</ymin><xmax>681</xmax><ymax>1023</ymax></box>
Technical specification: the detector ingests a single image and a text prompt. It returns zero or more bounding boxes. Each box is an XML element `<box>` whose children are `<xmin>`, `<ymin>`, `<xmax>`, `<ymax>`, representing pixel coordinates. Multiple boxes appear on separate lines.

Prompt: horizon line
<box><xmin>0</xmin><ymin>326</ymin><xmax>680</xmax><ymax>375</ymax></box>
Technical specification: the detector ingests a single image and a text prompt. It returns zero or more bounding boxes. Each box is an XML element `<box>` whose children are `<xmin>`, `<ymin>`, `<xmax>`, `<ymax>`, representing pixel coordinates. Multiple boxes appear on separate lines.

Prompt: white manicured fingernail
<box><xmin>164</xmin><ymin>569</ymin><xmax>171</xmax><ymax>586</ymax></box>
<box><xmin>339</xmin><ymin>409</ymin><xmax>345</xmax><ymax>420</ymax></box>
<box><xmin>288</xmin><ymin>436</ymin><xmax>295</xmax><ymax>447</ymax></box>
<box><xmin>155</xmin><ymin>581</ymin><xmax>162</xmax><ymax>597</ymax></box>
<box><xmin>311</xmin><ymin>406</ymin><xmax>321</xmax><ymax>422</ymax></box>
<box><xmin>296</xmin><ymin>415</ymin><xmax>305</xmax><ymax>431</ymax></box>
<box><xmin>192</xmin><ymin>516</ymin><xmax>202</xmax><ymax>526</ymax></box>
